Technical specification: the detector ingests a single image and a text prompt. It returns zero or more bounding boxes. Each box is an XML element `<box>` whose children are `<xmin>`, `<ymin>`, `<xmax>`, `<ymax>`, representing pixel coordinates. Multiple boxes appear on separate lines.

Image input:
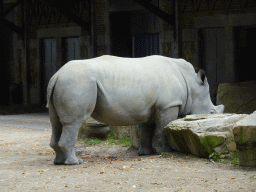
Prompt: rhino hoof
<box><xmin>54</xmin><ymin>157</ymin><xmax>66</xmax><ymax>165</ymax></box>
<box><xmin>64</xmin><ymin>157</ymin><xmax>83</xmax><ymax>165</ymax></box>
<box><xmin>138</xmin><ymin>147</ymin><xmax>157</xmax><ymax>156</ymax></box>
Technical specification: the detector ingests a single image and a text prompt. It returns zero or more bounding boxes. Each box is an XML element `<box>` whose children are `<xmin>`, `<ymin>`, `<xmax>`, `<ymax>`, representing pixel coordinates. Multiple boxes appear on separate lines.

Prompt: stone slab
<box><xmin>233</xmin><ymin>111</ymin><xmax>256</xmax><ymax>166</ymax></box>
<box><xmin>165</xmin><ymin>114</ymin><xmax>247</xmax><ymax>158</ymax></box>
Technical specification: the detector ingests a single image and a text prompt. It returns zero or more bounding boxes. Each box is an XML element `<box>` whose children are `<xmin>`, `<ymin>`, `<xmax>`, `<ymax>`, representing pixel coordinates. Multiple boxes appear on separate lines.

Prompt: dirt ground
<box><xmin>1</xmin><ymin>125</ymin><xmax>256</xmax><ymax>192</ymax></box>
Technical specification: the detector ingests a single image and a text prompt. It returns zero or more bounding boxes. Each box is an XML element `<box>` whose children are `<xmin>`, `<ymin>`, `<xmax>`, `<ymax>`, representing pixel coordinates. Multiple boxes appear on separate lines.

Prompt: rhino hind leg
<box><xmin>138</xmin><ymin>123</ymin><xmax>156</xmax><ymax>155</ymax></box>
<box><xmin>153</xmin><ymin>106</ymin><xmax>179</xmax><ymax>154</ymax></box>
<box><xmin>58</xmin><ymin>123</ymin><xmax>84</xmax><ymax>165</ymax></box>
<box><xmin>49</xmin><ymin>101</ymin><xmax>66</xmax><ymax>165</ymax></box>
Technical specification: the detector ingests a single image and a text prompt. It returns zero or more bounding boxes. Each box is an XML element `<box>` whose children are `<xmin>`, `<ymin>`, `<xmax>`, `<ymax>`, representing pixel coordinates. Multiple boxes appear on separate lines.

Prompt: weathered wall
<box><xmin>217</xmin><ymin>81</ymin><xmax>256</xmax><ymax>114</ymax></box>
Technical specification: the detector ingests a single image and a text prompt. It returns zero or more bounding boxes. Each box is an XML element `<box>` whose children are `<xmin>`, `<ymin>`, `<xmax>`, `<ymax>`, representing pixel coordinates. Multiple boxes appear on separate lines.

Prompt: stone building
<box><xmin>1</xmin><ymin>0</ymin><xmax>256</xmax><ymax>110</ymax></box>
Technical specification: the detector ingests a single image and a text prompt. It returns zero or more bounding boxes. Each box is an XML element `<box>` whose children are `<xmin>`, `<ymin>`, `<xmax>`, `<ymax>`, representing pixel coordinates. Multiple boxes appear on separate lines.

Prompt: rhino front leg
<box><xmin>58</xmin><ymin>123</ymin><xmax>83</xmax><ymax>165</ymax></box>
<box><xmin>153</xmin><ymin>106</ymin><xmax>179</xmax><ymax>154</ymax></box>
<box><xmin>138</xmin><ymin>123</ymin><xmax>156</xmax><ymax>155</ymax></box>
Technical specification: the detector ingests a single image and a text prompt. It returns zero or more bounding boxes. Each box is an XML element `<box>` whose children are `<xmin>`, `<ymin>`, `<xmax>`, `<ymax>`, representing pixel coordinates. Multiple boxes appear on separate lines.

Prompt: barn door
<box><xmin>235</xmin><ymin>26</ymin><xmax>256</xmax><ymax>82</ymax></box>
<box><xmin>133</xmin><ymin>34</ymin><xmax>159</xmax><ymax>58</ymax></box>
<box><xmin>201</xmin><ymin>28</ymin><xmax>225</xmax><ymax>104</ymax></box>
<box><xmin>42</xmin><ymin>39</ymin><xmax>57</xmax><ymax>104</ymax></box>
<box><xmin>66</xmin><ymin>37</ymin><xmax>80</xmax><ymax>61</ymax></box>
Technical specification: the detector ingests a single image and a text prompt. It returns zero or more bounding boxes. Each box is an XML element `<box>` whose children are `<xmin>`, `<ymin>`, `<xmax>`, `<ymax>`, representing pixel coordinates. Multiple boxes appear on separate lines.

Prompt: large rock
<box><xmin>164</xmin><ymin>114</ymin><xmax>247</xmax><ymax>158</ymax></box>
<box><xmin>110</xmin><ymin>125</ymin><xmax>140</xmax><ymax>148</ymax></box>
<box><xmin>78</xmin><ymin>117</ymin><xmax>110</xmax><ymax>140</ymax></box>
<box><xmin>217</xmin><ymin>81</ymin><xmax>256</xmax><ymax>114</ymax></box>
<box><xmin>129</xmin><ymin>125</ymin><xmax>140</xmax><ymax>149</ymax></box>
<box><xmin>233</xmin><ymin>111</ymin><xmax>256</xmax><ymax>166</ymax></box>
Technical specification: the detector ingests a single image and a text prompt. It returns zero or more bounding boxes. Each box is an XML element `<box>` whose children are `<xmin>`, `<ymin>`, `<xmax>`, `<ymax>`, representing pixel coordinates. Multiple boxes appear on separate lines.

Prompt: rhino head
<box><xmin>183</xmin><ymin>69</ymin><xmax>224</xmax><ymax>116</ymax></box>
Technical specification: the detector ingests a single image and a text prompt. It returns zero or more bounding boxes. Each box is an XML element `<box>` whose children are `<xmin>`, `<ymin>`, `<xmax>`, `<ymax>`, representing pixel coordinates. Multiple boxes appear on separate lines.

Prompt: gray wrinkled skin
<box><xmin>46</xmin><ymin>55</ymin><xmax>224</xmax><ymax>165</ymax></box>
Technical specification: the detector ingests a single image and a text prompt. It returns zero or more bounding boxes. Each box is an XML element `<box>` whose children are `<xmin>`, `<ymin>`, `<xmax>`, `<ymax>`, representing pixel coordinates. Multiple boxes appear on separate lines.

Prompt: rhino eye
<box><xmin>210</xmin><ymin>109</ymin><xmax>215</xmax><ymax>114</ymax></box>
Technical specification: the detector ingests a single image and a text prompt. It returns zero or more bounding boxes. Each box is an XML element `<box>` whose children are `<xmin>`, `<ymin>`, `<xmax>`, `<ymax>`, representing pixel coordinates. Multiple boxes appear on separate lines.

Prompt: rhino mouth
<box><xmin>215</xmin><ymin>104</ymin><xmax>225</xmax><ymax>114</ymax></box>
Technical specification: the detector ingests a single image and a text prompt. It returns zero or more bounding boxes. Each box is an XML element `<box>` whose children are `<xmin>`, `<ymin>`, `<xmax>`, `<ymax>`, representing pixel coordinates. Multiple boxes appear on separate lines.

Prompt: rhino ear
<box><xmin>197</xmin><ymin>69</ymin><xmax>208</xmax><ymax>85</ymax></box>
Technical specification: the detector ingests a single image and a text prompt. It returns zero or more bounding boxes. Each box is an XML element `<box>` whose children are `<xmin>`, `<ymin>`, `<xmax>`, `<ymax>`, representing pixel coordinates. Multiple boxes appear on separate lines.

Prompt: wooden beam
<box><xmin>181</xmin><ymin>0</ymin><xmax>188</xmax><ymax>13</ymax></box>
<box><xmin>0</xmin><ymin>17</ymin><xmax>24</xmax><ymax>36</ymax></box>
<box><xmin>39</xmin><ymin>0</ymin><xmax>91</xmax><ymax>32</ymax></box>
<box><xmin>134</xmin><ymin>0</ymin><xmax>175</xmax><ymax>26</ymax></box>
<box><xmin>195</xmin><ymin>0</ymin><xmax>202</xmax><ymax>12</ymax></box>
<box><xmin>2</xmin><ymin>0</ymin><xmax>22</xmax><ymax>17</ymax></box>
<box><xmin>0</xmin><ymin>0</ymin><xmax>23</xmax><ymax>36</ymax></box>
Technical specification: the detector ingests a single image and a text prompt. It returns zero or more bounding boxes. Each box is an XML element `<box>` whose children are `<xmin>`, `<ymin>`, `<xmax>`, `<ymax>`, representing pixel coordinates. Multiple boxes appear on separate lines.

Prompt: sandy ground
<box><xmin>1</xmin><ymin>123</ymin><xmax>256</xmax><ymax>191</ymax></box>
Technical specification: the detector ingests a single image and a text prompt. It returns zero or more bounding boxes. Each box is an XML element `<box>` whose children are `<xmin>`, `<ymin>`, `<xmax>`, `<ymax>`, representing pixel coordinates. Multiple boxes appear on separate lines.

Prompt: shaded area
<box><xmin>0</xmin><ymin>105</ymin><xmax>48</xmax><ymax>115</ymax></box>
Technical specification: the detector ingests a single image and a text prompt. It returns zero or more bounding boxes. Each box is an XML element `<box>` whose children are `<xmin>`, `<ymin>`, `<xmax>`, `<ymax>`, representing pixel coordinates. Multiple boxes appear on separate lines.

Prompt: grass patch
<box><xmin>159</xmin><ymin>152</ymin><xmax>171</xmax><ymax>158</ymax></box>
<box><xmin>230</xmin><ymin>152</ymin><xmax>239</xmax><ymax>166</ymax></box>
<box><xmin>209</xmin><ymin>151</ymin><xmax>240</xmax><ymax>165</ymax></box>
<box><xmin>84</xmin><ymin>132</ymin><xmax>132</xmax><ymax>147</ymax></box>
<box><xmin>209</xmin><ymin>152</ymin><xmax>228</xmax><ymax>163</ymax></box>
<box><xmin>117</xmin><ymin>137</ymin><xmax>132</xmax><ymax>146</ymax></box>
<box><xmin>84</xmin><ymin>137</ymin><xmax>103</xmax><ymax>145</ymax></box>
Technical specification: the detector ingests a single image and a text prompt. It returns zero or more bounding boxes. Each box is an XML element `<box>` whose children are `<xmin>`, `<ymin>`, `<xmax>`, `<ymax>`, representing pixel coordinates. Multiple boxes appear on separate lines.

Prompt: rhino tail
<box><xmin>46</xmin><ymin>73</ymin><xmax>59</xmax><ymax>108</ymax></box>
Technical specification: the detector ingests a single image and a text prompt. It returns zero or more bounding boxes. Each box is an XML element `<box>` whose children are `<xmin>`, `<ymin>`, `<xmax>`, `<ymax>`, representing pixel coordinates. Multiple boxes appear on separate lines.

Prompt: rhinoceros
<box><xmin>46</xmin><ymin>55</ymin><xmax>224</xmax><ymax>165</ymax></box>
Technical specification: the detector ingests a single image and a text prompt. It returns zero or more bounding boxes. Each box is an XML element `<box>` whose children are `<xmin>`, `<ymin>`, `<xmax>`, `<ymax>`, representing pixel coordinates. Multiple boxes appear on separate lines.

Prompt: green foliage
<box><xmin>230</xmin><ymin>152</ymin><xmax>239</xmax><ymax>166</ymax></box>
<box><xmin>209</xmin><ymin>151</ymin><xmax>240</xmax><ymax>165</ymax></box>
<box><xmin>84</xmin><ymin>137</ymin><xmax>103</xmax><ymax>145</ymax></box>
<box><xmin>84</xmin><ymin>132</ymin><xmax>132</xmax><ymax>147</ymax></box>
<box><xmin>118</xmin><ymin>137</ymin><xmax>132</xmax><ymax>146</ymax></box>
<box><xmin>159</xmin><ymin>152</ymin><xmax>171</xmax><ymax>158</ymax></box>
<box><xmin>231</xmin><ymin>158</ymin><xmax>239</xmax><ymax>166</ymax></box>
<box><xmin>106</xmin><ymin>132</ymin><xmax>115</xmax><ymax>140</ymax></box>
<box><xmin>107</xmin><ymin>137</ymin><xmax>132</xmax><ymax>146</ymax></box>
<box><xmin>209</xmin><ymin>152</ymin><xmax>227</xmax><ymax>163</ymax></box>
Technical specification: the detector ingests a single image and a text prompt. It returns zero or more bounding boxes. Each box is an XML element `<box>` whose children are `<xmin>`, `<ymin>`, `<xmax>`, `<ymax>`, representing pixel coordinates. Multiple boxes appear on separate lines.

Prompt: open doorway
<box><xmin>199</xmin><ymin>28</ymin><xmax>226</xmax><ymax>105</ymax></box>
<box><xmin>235</xmin><ymin>26</ymin><xmax>256</xmax><ymax>82</ymax></box>
<box><xmin>41</xmin><ymin>39</ymin><xmax>57</xmax><ymax>105</ymax></box>
<box><xmin>110</xmin><ymin>12</ymin><xmax>132</xmax><ymax>57</ymax></box>
<box><xmin>64</xmin><ymin>37</ymin><xmax>80</xmax><ymax>62</ymax></box>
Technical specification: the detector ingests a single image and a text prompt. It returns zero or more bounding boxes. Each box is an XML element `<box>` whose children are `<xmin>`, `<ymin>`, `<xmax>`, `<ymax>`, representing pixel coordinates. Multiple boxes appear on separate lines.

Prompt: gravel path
<box><xmin>0</xmin><ymin>114</ymin><xmax>256</xmax><ymax>191</ymax></box>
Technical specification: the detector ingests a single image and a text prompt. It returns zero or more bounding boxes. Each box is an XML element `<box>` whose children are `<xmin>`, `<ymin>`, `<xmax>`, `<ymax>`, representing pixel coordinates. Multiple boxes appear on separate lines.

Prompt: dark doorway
<box><xmin>65</xmin><ymin>37</ymin><xmax>80</xmax><ymax>62</ymax></box>
<box><xmin>0</xmin><ymin>3</ymin><xmax>15</xmax><ymax>106</ymax></box>
<box><xmin>133</xmin><ymin>33</ymin><xmax>159</xmax><ymax>58</ymax></box>
<box><xmin>200</xmin><ymin>28</ymin><xmax>225</xmax><ymax>105</ymax></box>
<box><xmin>110</xmin><ymin>12</ymin><xmax>132</xmax><ymax>57</ymax></box>
<box><xmin>235</xmin><ymin>26</ymin><xmax>256</xmax><ymax>82</ymax></box>
<box><xmin>41</xmin><ymin>39</ymin><xmax>57</xmax><ymax>105</ymax></box>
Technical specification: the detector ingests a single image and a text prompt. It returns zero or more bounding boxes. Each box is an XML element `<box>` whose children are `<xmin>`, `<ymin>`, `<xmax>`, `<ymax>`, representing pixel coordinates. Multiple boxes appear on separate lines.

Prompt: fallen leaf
<box><xmin>123</xmin><ymin>166</ymin><xmax>128</xmax><ymax>169</ymax></box>
<box><xmin>231</xmin><ymin>178</ymin><xmax>235</xmax><ymax>179</ymax></box>
<box><xmin>100</xmin><ymin>172</ymin><xmax>104</xmax><ymax>174</ymax></box>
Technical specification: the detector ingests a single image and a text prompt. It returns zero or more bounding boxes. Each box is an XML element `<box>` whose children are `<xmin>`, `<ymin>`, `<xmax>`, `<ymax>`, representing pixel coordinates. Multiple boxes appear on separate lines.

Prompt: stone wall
<box><xmin>217</xmin><ymin>81</ymin><xmax>256</xmax><ymax>114</ymax></box>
